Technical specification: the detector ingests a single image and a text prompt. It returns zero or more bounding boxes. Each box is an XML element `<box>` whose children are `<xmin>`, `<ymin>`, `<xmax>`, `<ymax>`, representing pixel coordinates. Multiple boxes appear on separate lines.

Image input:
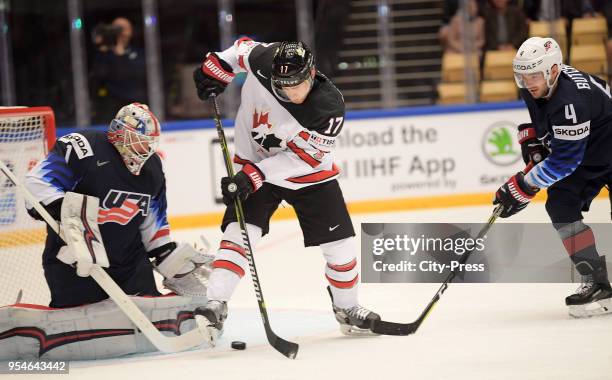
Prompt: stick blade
<box><xmin>268</xmin><ymin>334</ymin><xmax>299</xmax><ymax>359</ymax></box>
<box><xmin>370</xmin><ymin>320</ymin><xmax>416</xmax><ymax>336</ymax></box>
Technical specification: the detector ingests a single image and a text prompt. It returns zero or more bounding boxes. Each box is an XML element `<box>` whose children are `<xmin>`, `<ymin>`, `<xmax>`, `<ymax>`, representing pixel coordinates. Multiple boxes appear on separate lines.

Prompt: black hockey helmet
<box><xmin>271</xmin><ymin>41</ymin><xmax>315</xmax><ymax>88</ymax></box>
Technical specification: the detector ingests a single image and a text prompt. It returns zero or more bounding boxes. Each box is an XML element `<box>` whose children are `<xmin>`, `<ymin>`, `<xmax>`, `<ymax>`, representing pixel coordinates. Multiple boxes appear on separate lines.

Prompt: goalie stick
<box><xmin>370</xmin><ymin>205</ymin><xmax>503</xmax><ymax>336</ymax></box>
<box><xmin>210</xmin><ymin>95</ymin><xmax>299</xmax><ymax>359</ymax></box>
<box><xmin>0</xmin><ymin>161</ymin><xmax>210</xmax><ymax>353</ymax></box>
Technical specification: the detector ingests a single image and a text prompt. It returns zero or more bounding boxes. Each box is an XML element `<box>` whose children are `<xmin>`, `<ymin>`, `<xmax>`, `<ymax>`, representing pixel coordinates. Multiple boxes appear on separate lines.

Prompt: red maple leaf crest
<box><xmin>252</xmin><ymin>111</ymin><xmax>272</xmax><ymax>130</ymax></box>
<box><xmin>251</xmin><ymin>110</ymin><xmax>283</xmax><ymax>151</ymax></box>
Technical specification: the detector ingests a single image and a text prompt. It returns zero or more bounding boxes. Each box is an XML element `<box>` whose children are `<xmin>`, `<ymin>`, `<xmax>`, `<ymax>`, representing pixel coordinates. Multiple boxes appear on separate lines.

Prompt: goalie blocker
<box><xmin>59</xmin><ymin>192</ymin><xmax>110</xmax><ymax>277</ymax></box>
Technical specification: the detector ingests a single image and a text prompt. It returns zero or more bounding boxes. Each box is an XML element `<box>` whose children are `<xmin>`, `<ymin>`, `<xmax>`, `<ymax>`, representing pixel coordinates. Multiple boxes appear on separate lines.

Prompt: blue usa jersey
<box><xmin>520</xmin><ymin>65</ymin><xmax>612</xmax><ymax>188</ymax></box>
<box><xmin>25</xmin><ymin>129</ymin><xmax>171</xmax><ymax>266</ymax></box>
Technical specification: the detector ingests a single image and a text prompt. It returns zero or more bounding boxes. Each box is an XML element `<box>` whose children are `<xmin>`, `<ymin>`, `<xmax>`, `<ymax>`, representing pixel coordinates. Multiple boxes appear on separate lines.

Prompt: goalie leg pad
<box><xmin>0</xmin><ymin>295</ymin><xmax>207</xmax><ymax>360</ymax></box>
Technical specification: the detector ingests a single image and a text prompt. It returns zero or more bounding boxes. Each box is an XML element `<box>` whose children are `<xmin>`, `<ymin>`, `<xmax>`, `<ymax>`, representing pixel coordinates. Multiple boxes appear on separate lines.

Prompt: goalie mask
<box><xmin>108</xmin><ymin>103</ymin><xmax>160</xmax><ymax>175</ymax></box>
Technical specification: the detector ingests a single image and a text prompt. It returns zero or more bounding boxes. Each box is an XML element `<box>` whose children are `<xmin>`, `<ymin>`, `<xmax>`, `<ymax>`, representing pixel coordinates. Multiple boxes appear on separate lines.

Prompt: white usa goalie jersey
<box><xmin>216</xmin><ymin>39</ymin><xmax>345</xmax><ymax>190</ymax></box>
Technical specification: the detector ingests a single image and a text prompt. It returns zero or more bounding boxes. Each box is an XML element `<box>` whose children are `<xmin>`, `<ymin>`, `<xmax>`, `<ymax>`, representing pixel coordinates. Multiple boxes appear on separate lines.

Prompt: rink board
<box><xmin>56</xmin><ymin>101</ymin><xmax>609</xmax><ymax>229</ymax></box>
<box><xmin>157</xmin><ymin>102</ymin><xmax>532</xmax><ymax>219</ymax></box>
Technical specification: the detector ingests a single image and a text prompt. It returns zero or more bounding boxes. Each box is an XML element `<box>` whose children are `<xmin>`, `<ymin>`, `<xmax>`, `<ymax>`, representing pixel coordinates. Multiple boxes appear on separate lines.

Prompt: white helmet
<box><xmin>108</xmin><ymin>103</ymin><xmax>160</xmax><ymax>175</ymax></box>
<box><xmin>513</xmin><ymin>37</ymin><xmax>563</xmax><ymax>92</ymax></box>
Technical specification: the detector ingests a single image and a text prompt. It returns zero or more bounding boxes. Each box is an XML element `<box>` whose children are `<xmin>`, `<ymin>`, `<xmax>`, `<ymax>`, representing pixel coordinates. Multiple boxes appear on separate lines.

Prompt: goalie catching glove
<box><xmin>152</xmin><ymin>242</ymin><xmax>214</xmax><ymax>297</ymax></box>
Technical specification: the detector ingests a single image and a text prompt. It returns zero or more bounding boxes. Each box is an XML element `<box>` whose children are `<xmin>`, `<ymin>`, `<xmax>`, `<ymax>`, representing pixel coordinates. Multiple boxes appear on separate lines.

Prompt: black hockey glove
<box><xmin>221</xmin><ymin>164</ymin><xmax>264</xmax><ymax>205</ymax></box>
<box><xmin>493</xmin><ymin>172</ymin><xmax>538</xmax><ymax>218</ymax></box>
<box><xmin>193</xmin><ymin>53</ymin><xmax>235</xmax><ymax>100</ymax></box>
<box><xmin>517</xmin><ymin>123</ymin><xmax>548</xmax><ymax>165</ymax></box>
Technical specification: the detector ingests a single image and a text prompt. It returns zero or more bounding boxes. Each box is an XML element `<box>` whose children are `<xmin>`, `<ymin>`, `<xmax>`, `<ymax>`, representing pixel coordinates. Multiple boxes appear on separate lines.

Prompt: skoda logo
<box><xmin>482</xmin><ymin>121</ymin><xmax>521</xmax><ymax>166</ymax></box>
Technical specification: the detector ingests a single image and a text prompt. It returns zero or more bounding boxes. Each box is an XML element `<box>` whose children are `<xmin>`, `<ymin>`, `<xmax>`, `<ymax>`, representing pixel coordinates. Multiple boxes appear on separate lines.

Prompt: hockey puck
<box><xmin>231</xmin><ymin>341</ymin><xmax>246</xmax><ymax>350</ymax></box>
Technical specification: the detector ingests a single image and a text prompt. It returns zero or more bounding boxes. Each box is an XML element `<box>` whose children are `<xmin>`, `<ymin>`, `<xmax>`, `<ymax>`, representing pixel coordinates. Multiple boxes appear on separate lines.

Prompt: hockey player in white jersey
<box><xmin>192</xmin><ymin>39</ymin><xmax>381</xmax><ymax>339</ymax></box>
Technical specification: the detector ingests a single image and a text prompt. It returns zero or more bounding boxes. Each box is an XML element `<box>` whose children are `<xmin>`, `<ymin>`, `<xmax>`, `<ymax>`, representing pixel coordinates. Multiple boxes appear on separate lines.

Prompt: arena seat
<box><xmin>572</xmin><ymin>17</ymin><xmax>607</xmax><ymax>46</ymax></box>
<box><xmin>479</xmin><ymin>80</ymin><xmax>517</xmax><ymax>102</ymax></box>
<box><xmin>437</xmin><ymin>83</ymin><xmax>467</xmax><ymax>104</ymax></box>
<box><xmin>570</xmin><ymin>44</ymin><xmax>607</xmax><ymax>75</ymax></box>
<box><xmin>441</xmin><ymin>52</ymin><xmax>479</xmax><ymax>82</ymax></box>
<box><xmin>483</xmin><ymin>50</ymin><xmax>517</xmax><ymax>80</ymax></box>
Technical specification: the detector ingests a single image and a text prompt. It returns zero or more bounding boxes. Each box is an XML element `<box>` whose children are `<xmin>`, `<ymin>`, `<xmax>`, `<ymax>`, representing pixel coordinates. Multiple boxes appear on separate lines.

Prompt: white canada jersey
<box><xmin>216</xmin><ymin>39</ymin><xmax>345</xmax><ymax>190</ymax></box>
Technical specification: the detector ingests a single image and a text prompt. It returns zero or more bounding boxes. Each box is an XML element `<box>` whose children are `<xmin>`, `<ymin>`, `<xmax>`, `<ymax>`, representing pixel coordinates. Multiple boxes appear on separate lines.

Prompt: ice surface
<box><xmin>29</xmin><ymin>200</ymin><xmax>612</xmax><ymax>379</ymax></box>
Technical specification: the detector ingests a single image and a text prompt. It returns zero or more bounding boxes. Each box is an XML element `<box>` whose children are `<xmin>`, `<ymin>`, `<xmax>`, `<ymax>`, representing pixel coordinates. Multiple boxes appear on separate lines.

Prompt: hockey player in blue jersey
<box><xmin>25</xmin><ymin>103</ymin><xmax>211</xmax><ymax>308</ymax></box>
<box><xmin>493</xmin><ymin>37</ymin><xmax>612</xmax><ymax>317</ymax></box>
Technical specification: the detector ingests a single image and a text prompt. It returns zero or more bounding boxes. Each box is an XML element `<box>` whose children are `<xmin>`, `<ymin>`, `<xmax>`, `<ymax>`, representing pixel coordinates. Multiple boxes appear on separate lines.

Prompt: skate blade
<box><xmin>339</xmin><ymin>324</ymin><xmax>380</xmax><ymax>337</ymax></box>
<box><xmin>568</xmin><ymin>298</ymin><xmax>612</xmax><ymax>318</ymax></box>
<box><xmin>194</xmin><ymin>315</ymin><xmax>221</xmax><ymax>347</ymax></box>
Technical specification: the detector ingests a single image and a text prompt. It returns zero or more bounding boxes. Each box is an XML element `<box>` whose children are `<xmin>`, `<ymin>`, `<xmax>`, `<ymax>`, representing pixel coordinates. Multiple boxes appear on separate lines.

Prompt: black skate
<box><xmin>327</xmin><ymin>286</ymin><xmax>381</xmax><ymax>336</ymax></box>
<box><xmin>565</xmin><ymin>275</ymin><xmax>612</xmax><ymax>318</ymax></box>
<box><xmin>194</xmin><ymin>300</ymin><xmax>227</xmax><ymax>346</ymax></box>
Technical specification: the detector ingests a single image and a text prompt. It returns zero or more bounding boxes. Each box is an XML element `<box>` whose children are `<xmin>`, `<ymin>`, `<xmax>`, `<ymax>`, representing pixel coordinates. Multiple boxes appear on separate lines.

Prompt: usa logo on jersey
<box><xmin>98</xmin><ymin>189</ymin><xmax>151</xmax><ymax>225</ymax></box>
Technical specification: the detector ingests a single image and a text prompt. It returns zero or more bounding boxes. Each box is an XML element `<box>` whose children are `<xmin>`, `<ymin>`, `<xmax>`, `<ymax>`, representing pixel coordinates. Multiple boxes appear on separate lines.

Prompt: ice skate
<box><xmin>333</xmin><ymin>303</ymin><xmax>382</xmax><ymax>336</ymax></box>
<box><xmin>327</xmin><ymin>286</ymin><xmax>380</xmax><ymax>336</ymax></box>
<box><xmin>566</xmin><ymin>275</ymin><xmax>612</xmax><ymax>318</ymax></box>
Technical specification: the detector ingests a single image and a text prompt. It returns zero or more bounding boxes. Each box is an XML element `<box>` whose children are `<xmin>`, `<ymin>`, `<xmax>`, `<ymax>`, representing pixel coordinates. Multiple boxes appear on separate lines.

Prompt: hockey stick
<box><xmin>210</xmin><ymin>95</ymin><xmax>299</xmax><ymax>359</ymax></box>
<box><xmin>0</xmin><ymin>161</ymin><xmax>209</xmax><ymax>353</ymax></box>
<box><xmin>371</xmin><ymin>162</ymin><xmax>536</xmax><ymax>335</ymax></box>
<box><xmin>370</xmin><ymin>205</ymin><xmax>503</xmax><ymax>335</ymax></box>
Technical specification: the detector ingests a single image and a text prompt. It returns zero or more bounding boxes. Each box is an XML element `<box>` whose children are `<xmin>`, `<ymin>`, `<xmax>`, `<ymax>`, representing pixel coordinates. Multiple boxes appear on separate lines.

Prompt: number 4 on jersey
<box><xmin>565</xmin><ymin>104</ymin><xmax>577</xmax><ymax>124</ymax></box>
